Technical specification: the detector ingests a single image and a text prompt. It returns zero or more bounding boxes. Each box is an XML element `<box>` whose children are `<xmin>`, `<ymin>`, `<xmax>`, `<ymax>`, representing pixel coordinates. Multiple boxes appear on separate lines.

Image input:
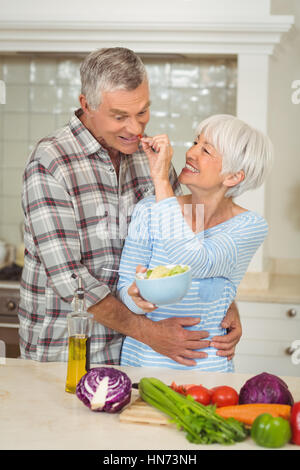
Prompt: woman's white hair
<box><xmin>195</xmin><ymin>114</ymin><xmax>274</xmax><ymax>198</ymax></box>
<box><xmin>80</xmin><ymin>47</ymin><xmax>147</xmax><ymax>110</ymax></box>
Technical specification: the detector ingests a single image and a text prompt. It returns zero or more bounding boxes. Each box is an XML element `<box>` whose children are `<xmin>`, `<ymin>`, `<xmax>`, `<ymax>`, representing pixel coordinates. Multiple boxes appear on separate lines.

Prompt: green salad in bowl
<box><xmin>135</xmin><ymin>264</ymin><xmax>192</xmax><ymax>306</ymax></box>
<box><xmin>145</xmin><ymin>264</ymin><xmax>189</xmax><ymax>279</ymax></box>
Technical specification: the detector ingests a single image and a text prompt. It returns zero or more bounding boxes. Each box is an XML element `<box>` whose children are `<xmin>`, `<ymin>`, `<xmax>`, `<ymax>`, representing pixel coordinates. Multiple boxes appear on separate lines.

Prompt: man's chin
<box><xmin>117</xmin><ymin>139</ymin><xmax>140</xmax><ymax>155</ymax></box>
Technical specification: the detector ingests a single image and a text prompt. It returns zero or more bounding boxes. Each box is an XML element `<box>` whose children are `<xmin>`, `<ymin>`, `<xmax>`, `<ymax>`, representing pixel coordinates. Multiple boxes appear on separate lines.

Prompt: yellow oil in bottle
<box><xmin>65</xmin><ymin>335</ymin><xmax>90</xmax><ymax>394</ymax></box>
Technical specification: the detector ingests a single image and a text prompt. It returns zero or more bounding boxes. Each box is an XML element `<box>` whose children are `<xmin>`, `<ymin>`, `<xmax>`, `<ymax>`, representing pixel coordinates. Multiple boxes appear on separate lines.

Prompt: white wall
<box><xmin>0</xmin><ymin>0</ymin><xmax>298</xmax><ymax>274</ymax></box>
<box><xmin>0</xmin><ymin>0</ymin><xmax>271</xmax><ymax>21</ymax></box>
<box><xmin>266</xmin><ymin>0</ymin><xmax>300</xmax><ymax>273</ymax></box>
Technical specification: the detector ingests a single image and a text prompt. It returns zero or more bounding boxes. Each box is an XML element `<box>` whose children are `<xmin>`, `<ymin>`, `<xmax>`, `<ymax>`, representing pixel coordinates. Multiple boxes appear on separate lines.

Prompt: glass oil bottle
<box><xmin>65</xmin><ymin>276</ymin><xmax>93</xmax><ymax>394</ymax></box>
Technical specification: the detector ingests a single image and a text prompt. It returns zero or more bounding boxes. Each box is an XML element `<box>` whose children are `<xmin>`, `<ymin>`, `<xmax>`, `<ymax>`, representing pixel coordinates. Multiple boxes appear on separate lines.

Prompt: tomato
<box><xmin>170</xmin><ymin>381</ymin><xmax>186</xmax><ymax>395</ymax></box>
<box><xmin>185</xmin><ymin>385</ymin><xmax>212</xmax><ymax>405</ymax></box>
<box><xmin>170</xmin><ymin>382</ymin><xmax>196</xmax><ymax>395</ymax></box>
<box><xmin>211</xmin><ymin>385</ymin><xmax>239</xmax><ymax>407</ymax></box>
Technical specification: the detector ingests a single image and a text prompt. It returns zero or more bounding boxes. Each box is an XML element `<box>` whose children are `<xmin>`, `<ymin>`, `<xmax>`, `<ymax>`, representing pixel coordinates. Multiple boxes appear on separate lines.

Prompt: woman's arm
<box><xmin>117</xmin><ymin>199</ymin><xmax>156</xmax><ymax>313</ymax></box>
<box><xmin>151</xmin><ymin>196</ymin><xmax>238</xmax><ymax>279</ymax></box>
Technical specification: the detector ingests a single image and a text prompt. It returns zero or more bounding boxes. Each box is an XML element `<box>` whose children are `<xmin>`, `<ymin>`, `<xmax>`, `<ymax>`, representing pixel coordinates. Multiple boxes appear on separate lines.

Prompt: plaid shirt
<box><xmin>18</xmin><ymin>110</ymin><xmax>182</xmax><ymax>363</ymax></box>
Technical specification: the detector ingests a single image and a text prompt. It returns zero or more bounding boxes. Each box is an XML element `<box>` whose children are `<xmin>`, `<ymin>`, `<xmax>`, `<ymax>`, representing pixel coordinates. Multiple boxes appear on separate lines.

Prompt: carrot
<box><xmin>215</xmin><ymin>403</ymin><xmax>291</xmax><ymax>426</ymax></box>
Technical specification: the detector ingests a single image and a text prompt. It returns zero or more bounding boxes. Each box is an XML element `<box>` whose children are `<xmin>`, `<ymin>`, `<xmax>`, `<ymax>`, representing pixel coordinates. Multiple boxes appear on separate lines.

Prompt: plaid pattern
<box><xmin>18</xmin><ymin>109</ymin><xmax>182</xmax><ymax>363</ymax></box>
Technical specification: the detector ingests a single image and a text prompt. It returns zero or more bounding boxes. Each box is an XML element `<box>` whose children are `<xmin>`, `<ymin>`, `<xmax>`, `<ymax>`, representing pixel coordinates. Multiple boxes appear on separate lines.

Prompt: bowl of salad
<box><xmin>135</xmin><ymin>264</ymin><xmax>192</xmax><ymax>305</ymax></box>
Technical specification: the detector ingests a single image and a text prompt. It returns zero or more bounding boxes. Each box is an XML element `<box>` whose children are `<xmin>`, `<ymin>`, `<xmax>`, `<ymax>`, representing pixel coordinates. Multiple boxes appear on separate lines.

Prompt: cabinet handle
<box><xmin>6</xmin><ymin>300</ymin><xmax>16</xmax><ymax>311</ymax></box>
<box><xmin>285</xmin><ymin>346</ymin><xmax>295</xmax><ymax>355</ymax></box>
<box><xmin>286</xmin><ymin>308</ymin><xmax>297</xmax><ymax>317</ymax></box>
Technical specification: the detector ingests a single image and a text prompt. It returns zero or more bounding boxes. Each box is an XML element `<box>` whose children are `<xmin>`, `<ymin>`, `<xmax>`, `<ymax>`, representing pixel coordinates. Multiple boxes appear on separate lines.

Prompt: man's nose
<box><xmin>126</xmin><ymin>117</ymin><xmax>143</xmax><ymax>135</ymax></box>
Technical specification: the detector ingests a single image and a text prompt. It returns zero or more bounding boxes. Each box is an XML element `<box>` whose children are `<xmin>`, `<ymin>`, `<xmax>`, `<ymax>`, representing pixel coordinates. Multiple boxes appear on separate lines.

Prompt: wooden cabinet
<box><xmin>235</xmin><ymin>301</ymin><xmax>300</xmax><ymax>377</ymax></box>
<box><xmin>0</xmin><ymin>283</ymin><xmax>20</xmax><ymax>358</ymax></box>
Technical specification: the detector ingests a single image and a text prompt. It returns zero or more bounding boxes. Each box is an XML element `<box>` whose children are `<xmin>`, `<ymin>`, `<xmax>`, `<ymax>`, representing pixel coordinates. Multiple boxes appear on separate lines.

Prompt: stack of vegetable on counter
<box><xmin>75</xmin><ymin>368</ymin><xmax>300</xmax><ymax>448</ymax></box>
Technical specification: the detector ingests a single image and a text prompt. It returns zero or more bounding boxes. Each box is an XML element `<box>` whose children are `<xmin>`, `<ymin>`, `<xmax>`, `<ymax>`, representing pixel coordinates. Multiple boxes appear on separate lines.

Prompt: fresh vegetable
<box><xmin>290</xmin><ymin>402</ymin><xmax>300</xmax><ymax>445</ymax></box>
<box><xmin>139</xmin><ymin>377</ymin><xmax>248</xmax><ymax>445</ymax></box>
<box><xmin>211</xmin><ymin>386</ymin><xmax>239</xmax><ymax>407</ymax></box>
<box><xmin>146</xmin><ymin>265</ymin><xmax>189</xmax><ymax>279</ymax></box>
<box><xmin>170</xmin><ymin>382</ymin><xmax>196</xmax><ymax>395</ymax></box>
<box><xmin>251</xmin><ymin>413</ymin><xmax>292</xmax><ymax>448</ymax></box>
<box><xmin>76</xmin><ymin>367</ymin><xmax>131</xmax><ymax>413</ymax></box>
<box><xmin>186</xmin><ymin>385</ymin><xmax>212</xmax><ymax>406</ymax></box>
<box><xmin>239</xmin><ymin>372</ymin><xmax>294</xmax><ymax>405</ymax></box>
<box><xmin>215</xmin><ymin>403</ymin><xmax>291</xmax><ymax>426</ymax></box>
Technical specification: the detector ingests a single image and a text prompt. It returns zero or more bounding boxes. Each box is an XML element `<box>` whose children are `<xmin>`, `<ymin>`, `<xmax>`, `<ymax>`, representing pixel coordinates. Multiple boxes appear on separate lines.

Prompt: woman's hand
<box><xmin>141</xmin><ymin>134</ymin><xmax>175</xmax><ymax>202</ymax></box>
<box><xmin>127</xmin><ymin>265</ymin><xmax>157</xmax><ymax>313</ymax></box>
<box><xmin>210</xmin><ymin>301</ymin><xmax>242</xmax><ymax>360</ymax></box>
<box><xmin>141</xmin><ymin>134</ymin><xmax>173</xmax><ymax>183</ymax></box>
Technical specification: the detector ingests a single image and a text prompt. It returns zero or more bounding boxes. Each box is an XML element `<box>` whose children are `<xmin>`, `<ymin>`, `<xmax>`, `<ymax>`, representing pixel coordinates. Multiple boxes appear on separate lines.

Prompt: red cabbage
<box><xmin>239</xmin><ymin>372</ymin><xmax>294</xmax><ymax>405</ymax></box>
<box><xmin>76</xmin><ymin>367</ymin><xmax>131</xmax><ymax>413</ymax></box>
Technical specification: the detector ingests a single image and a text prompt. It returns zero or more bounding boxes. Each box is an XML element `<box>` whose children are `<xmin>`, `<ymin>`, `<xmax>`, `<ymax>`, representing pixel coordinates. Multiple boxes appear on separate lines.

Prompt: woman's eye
<box><xmin>204</xmin><ymin>148</ymin><xmax>211</xmax><ymax>155</ymax></box>
<box><xmin>193</xmin><ymin>141</ymin><xmax>198</xmax><ymax>146</ymax></box>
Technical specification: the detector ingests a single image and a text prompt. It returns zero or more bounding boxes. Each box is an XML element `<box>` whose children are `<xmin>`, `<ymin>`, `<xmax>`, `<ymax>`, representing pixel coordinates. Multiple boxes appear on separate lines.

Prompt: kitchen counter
<box><xmin>237</xmin><ymin>274</ymin><xmax>300</xmax><ymax>303</ymax></box>
<box><xmin>0</xmin><ymin>359</ymin><xmax>299</xmax><ymax>451</ymax></box>
<box><xmin>1</xmin><ymin>273</ymin><xmax>300</xmax><ymax>303</ymax></box>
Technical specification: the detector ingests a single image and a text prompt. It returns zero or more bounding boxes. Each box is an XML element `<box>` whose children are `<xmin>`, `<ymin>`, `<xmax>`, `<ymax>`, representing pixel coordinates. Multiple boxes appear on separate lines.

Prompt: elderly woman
<box><xmin>117</xmin><ymin>114</ymin><xmax>273</xmax><ymax>371</ymax></box>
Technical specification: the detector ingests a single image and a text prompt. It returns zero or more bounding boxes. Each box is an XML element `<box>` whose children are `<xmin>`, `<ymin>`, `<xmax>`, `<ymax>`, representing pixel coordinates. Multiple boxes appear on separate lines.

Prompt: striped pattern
<box><xmin>18</xmin><ymin>110</ymin><xmax>182</xmax><ymax>363</ymax></box>
<box><xmin>117</xmin><ymin>196</ymin><xmax>268</xmax><ymax>371</ymax></box>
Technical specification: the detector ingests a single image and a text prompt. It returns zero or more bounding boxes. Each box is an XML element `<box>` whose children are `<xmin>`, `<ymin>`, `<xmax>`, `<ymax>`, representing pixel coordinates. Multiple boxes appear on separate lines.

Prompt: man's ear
<box><xmin>223</xmin><ymin>170</ymin><xmax>245</xmax><ymax>188</ymax></box>
<box><xmin>79</xmin><ymin>94</ymin><xmax>91</xmax><ymax>115</ymax></box>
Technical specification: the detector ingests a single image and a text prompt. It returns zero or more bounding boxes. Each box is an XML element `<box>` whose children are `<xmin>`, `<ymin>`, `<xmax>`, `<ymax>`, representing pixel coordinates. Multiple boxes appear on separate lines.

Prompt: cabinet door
<box><xmin>0</xmin><ymin>287</ymin><xmax>20</xmax><ymax>358</ymax></box>
<box><xmin>234</xmin><ymin>302</ymin><xmax>300</xmax><ymax>377</ymax></box>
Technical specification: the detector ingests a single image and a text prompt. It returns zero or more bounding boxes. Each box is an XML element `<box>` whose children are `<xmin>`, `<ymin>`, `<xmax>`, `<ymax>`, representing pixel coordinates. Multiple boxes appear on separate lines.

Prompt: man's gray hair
<box><xmin>195</xmin><ymin>114</ymin><xmax>274</xmax><ymax>198</ymax></box>
<box><xmin>80</xmin><ymin>47</ymin><xmax>147</xmax><ymax>110</ymax></box>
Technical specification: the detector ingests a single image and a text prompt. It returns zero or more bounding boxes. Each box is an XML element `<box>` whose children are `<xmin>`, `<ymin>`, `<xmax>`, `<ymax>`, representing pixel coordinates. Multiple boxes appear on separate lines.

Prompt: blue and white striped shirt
<box><xmin>117</xmin><ymin>196</ymin><xmax>268</xmax><ymax>371</ymax></box>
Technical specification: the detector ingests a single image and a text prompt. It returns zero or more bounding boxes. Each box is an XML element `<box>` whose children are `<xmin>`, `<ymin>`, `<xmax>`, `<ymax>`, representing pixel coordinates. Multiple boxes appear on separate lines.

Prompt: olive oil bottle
<box><xmin>65</xmin><ymin>277</ymin><xmax>93</xmax><ymax>394</ymax></box>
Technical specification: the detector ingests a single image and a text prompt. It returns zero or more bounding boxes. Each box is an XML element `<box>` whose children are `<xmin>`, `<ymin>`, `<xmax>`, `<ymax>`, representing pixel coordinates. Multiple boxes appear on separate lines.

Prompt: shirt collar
<box><xmin>69</xmin><ymin>109</ymin><xmax>110</xmax><ymax>161</ymax></box>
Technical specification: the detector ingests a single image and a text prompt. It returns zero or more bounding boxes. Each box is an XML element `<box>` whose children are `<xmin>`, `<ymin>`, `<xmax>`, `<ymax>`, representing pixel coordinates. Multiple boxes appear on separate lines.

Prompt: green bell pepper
<box><xmin>251</xmin><ymin>413</ymin><xmax>291</xmax><ymax>448</ymax></box>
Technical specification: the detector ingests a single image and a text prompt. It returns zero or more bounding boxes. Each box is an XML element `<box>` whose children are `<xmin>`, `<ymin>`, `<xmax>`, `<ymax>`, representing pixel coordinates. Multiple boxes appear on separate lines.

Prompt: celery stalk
<box><xmin>139</xmin><ymin>377</ymin><xmax>248</xmax><ymax>445</ymax></box>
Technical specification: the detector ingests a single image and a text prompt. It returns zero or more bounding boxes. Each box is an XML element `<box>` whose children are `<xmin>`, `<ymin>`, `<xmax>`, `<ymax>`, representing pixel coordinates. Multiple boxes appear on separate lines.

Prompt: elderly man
<box><xmin>18</xmin><ymin>47</ymin><xmax>241</xmax><ymax>365</ymax></box>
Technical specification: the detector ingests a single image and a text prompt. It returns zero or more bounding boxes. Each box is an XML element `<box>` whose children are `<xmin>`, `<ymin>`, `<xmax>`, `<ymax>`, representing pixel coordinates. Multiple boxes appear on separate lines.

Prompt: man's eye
<box><xmin>193</xmin><ymin>141</ymin><xmax>198</xmax><ymax>146</ymax></box>
<box><xmin>115</xmin><ymin>116</ymin><xmax>125</xmax><ymax>121</ymax></box>
<box><xmin>204</xmin><ymin>148</ymin><xmax>211</xmax><ymax>155</ymax></box>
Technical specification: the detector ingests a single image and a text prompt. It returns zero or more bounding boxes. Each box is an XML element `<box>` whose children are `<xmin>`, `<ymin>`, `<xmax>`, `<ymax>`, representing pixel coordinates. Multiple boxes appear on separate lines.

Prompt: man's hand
<box><xmin>142</xmin><ymin>316</ymin><xmax>211</xmax><ymax>367</ymax></box>
<box><xmin>210</xmin><ymin>301</ymin><xmax>242</xmax><ymax>360</ymax></box>
<box><xmin>89</xmin><ymin>292</ymin><xmax>211</xmax><ymax>367</ymax></box>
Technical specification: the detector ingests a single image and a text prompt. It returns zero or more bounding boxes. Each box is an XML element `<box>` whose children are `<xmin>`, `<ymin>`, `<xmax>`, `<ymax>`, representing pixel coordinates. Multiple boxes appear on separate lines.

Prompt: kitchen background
<box><xmin>0</xmin><ymin>0</ymin><xmax>299</xmax><ymax>375</ymax></box>
<box><xmin>0</xmin><ymin>55</ymin><xmax>237</xmax><ymax>248</ymax></box>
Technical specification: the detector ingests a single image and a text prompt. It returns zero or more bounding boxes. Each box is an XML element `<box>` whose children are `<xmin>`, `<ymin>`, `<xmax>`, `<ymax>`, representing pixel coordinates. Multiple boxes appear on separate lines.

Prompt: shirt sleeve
<box><xmin>151</xmin><ymin>197</ymin><xmax>268</xmax><ymax>281</ymax></box>
<box><xmin>117</xmin><ymin>200</ymin><xmax>153</xmax><ymax>314</ymax></box>
<box><xmin>23</xmin><ymin>160</ymin><xmax>111</xmax><ymax>308</ymax></box>
<box><xmin>169</xmin><ymin>164</ymin><xmax>183</xmax><ymax>196</ymax></box>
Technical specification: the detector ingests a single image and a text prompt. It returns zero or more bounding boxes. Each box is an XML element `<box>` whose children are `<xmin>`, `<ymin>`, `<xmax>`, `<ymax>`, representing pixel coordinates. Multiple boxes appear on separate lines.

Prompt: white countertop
<box><xmin>0</xmin><ymin>359</ymin><xmax>299</xmax><ymax>451</ymax></box>
<box><xmin>237</xmin><ymin>274</ymin><xmax>300</xmax><ymax>304</ymax></box>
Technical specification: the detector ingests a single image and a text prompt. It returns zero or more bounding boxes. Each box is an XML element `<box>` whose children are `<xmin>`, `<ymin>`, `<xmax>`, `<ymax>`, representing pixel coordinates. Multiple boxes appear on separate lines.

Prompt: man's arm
<box><xmin>23</xmin><ymin>160</ymin><xmax>111</xmax><ymax>307</ymax></box>
<box><xmin>88</xmin><ymin>293</ymin><xmax>211</xmax><ymax>367</ymax></box>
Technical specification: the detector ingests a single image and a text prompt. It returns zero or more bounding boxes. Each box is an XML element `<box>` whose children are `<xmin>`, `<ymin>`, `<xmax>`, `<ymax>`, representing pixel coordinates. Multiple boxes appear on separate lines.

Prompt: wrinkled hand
<box><xmin>145</xmin><ymin>316</ymin><xmax>211</xmax><ymax>367</ymax></box>
<box><xmin>210</xmin><ymin>301</ymin><xmax>242</xmax><ymax>360</ymax></box>
<box><xmin>141</xmin><ymin>134</ymin><xmax>173</xmax><ymax>182</ymax></box>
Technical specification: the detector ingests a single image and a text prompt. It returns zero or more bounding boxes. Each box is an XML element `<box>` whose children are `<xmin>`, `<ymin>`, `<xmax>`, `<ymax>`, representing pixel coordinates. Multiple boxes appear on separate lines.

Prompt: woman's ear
<box><xmin>223</xmin><ymin>170</ymin><xmax>245</xmax><ymax>188</ymax></box>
